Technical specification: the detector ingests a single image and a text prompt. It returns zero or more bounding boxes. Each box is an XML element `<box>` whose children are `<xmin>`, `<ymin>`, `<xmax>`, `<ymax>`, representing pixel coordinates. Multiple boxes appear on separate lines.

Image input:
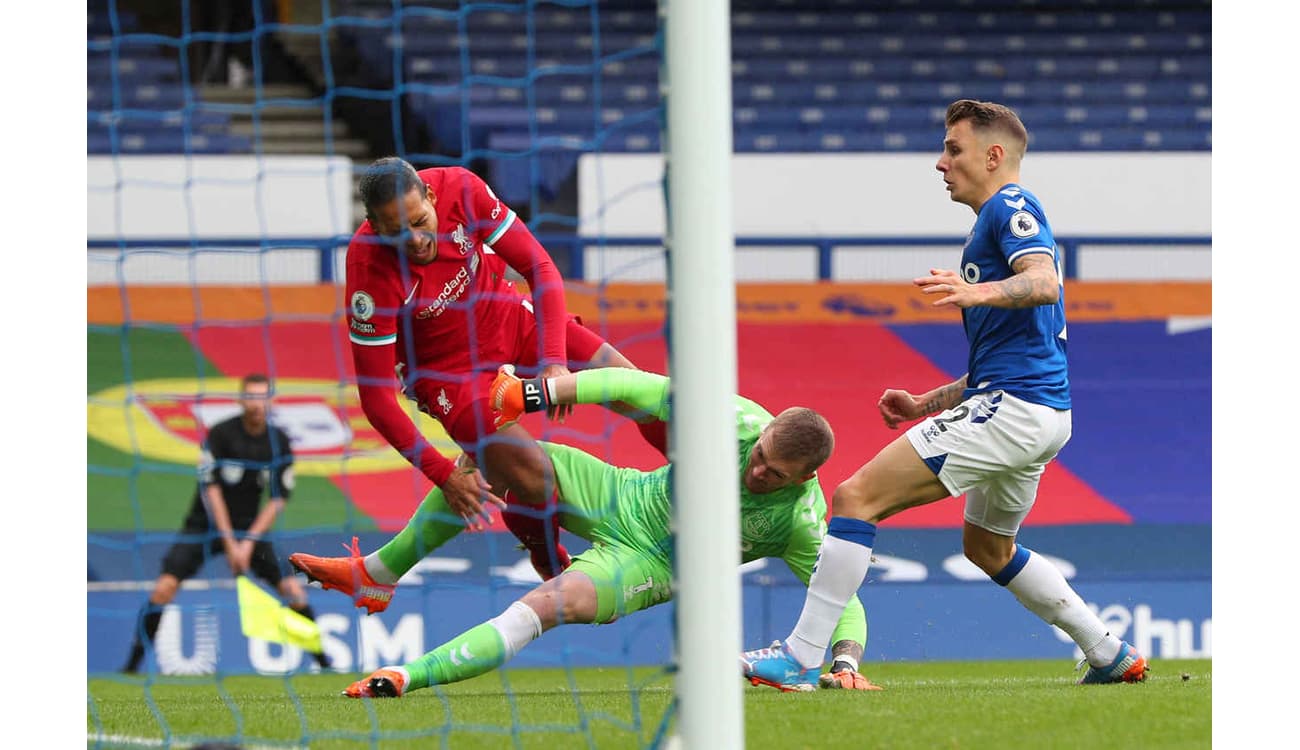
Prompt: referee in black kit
<box><xmin>122</xmin><ymin>373</ymin><xmax>330</xmax><ymax>672</ymax></box>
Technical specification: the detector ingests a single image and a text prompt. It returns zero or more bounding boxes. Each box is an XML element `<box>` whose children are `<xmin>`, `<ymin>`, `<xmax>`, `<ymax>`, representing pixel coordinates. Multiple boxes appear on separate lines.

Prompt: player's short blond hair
<box><xmin>767</xmin><ymin>407</ymin><xmax>835</xmax><ymax>476</ymax></box>
<box><xmin>946</xmin><ymin>99</ymin><xmax>1029</xmax><ymax>160</ymax></box>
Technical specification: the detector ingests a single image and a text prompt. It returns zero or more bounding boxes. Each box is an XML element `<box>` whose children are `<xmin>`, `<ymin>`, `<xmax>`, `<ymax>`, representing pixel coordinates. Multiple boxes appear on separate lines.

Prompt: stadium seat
<box><xmin>87</xmin><ymin>131</ymin><xmax>252</xmax><ymax>155</ymax></box>
<box><xmin>318</xmin><ymin>0</ymin><xmax>1212</xmax><ymax>200</ymax></box>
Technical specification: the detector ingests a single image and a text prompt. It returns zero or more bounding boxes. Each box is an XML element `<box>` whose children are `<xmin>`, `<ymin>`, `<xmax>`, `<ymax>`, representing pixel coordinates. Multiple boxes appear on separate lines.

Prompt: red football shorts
<box><xmin>408</xmin><ymin>301</ymin><xmax>606</xmax><ymax>450</ymax></box>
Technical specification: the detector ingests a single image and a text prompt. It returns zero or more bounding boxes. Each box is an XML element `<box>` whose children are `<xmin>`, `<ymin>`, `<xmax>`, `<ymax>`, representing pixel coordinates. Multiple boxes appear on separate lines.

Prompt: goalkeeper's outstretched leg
<box><xmin>343</xmin><ymin>568</ymin><xmax>603</xmax><ymax>698</ymax></box>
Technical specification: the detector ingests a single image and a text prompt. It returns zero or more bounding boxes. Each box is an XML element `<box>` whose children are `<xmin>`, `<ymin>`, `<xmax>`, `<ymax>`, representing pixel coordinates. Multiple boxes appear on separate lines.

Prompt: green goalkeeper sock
<box><xmin>372</xmin><ymin>486</ymin><xmax>466</xmax><ymax>582</ymax></box>
<box><xmin>403</xmin><ymin>622</ymin><xmax>508</xmax><ymax>690</ymax></box>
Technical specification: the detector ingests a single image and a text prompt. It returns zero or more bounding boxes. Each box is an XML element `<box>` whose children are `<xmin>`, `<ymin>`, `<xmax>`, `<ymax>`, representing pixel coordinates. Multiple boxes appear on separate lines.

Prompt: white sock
<box><xmin>488</xmin><ymin>601</ymin><xmax>544</xmax><ymax>659</ymax></box>
<box><xmin>363</xmin><ymin>554</ymin><xmax>400</xmax><ymax>585</ymax></box>
<box><xmin>787</xmin><ymin>534</ymin><xmax>874</xmax><ymax>669</ymax></box>
<box><xmin>1001</xmin><ymin>548</ymin><xmax>1121</xmax><ymax>667</ymax></box>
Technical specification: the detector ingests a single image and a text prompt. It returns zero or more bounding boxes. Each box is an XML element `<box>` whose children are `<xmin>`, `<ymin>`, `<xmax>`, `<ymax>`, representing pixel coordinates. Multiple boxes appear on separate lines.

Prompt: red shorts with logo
<box><xmin>406</xmin><ymin>300</ymin><xmax>607</xmax><ymax>451</ymax></box>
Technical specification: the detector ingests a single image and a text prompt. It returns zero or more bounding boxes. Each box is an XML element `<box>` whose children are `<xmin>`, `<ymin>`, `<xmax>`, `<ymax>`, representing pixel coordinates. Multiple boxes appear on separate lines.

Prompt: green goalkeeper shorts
<box><xmin>568</xmin><ymin>542</ymin><xmax>673</xmax><ymax>624</ymax></box>
<box><xmin>542</xmin><ymin>440</ymin><xmax>675</xmax><ymax>623</ymax></box>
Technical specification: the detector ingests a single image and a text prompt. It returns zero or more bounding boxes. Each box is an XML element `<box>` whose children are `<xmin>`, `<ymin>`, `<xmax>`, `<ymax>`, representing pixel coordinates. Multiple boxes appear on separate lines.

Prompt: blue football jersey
<box><xmin>959</xmin><ymin>183</ymin><xmax>1070</xmax><ymax>410</ymax></box>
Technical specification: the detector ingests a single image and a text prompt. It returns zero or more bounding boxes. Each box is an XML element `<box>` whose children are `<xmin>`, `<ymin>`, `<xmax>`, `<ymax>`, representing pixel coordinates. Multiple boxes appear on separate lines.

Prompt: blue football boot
<box><xmin>740</xmin><ymin>640</ymin><xmax>819</xmax><ymax>692</ymax></box>
<box><xmin>1078</xmin><ymin>641</ymin><xmax>1149</xmax><ymax>685</ymax></box>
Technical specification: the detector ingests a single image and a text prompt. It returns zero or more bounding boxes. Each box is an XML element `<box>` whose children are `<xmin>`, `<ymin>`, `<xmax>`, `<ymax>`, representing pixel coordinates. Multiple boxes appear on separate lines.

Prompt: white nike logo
<box><xmin>403</xmin><ymin>281</ymin><xmax>420</xmax><ymax>305</ymax></box>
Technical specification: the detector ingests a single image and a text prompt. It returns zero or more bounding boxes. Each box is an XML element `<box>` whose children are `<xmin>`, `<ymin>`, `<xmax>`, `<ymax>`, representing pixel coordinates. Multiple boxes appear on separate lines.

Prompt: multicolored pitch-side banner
<box><xmin>87</xmin><ymin>281</ymin><xmax>1210</xmax><ymax>530</ymax></box>
<box><xmin>87</xmin><ymin>280</ymin><xmax>1211</xmax><ymax>326</ymax></box>
<box><xmin>86</xmin><ymin>526</ymin><xmax>1210</xmax><ymax>674</ymax></box>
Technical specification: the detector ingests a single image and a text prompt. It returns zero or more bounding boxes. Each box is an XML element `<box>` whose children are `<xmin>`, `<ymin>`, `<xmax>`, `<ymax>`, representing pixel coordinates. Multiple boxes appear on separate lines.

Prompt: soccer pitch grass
<box><xmin>88</xmin><ymin>659</ymin><xmax>1210</xmax><ymax>749</ymax></box>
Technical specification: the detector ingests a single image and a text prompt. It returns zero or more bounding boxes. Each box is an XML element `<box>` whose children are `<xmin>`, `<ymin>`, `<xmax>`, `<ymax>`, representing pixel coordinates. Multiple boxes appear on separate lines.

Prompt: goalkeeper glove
<box><xmin>489</xmin><ymin>365</ymin><xmax>549</xmax><ymax>428</ymax></box>
<box><xmin>818</xmin><ymin>658</ymin><xmax>883</xmax><ymax>691</ymax></box>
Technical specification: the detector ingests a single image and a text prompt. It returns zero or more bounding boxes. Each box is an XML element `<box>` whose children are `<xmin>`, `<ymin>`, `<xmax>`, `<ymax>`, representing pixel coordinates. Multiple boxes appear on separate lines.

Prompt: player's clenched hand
<box><xmin>878</xmin><ymin>388</ymin><xmax>921</xmax><ymax>430</ymax></box>
<box><xmin>818</xmin><ymin>669</ymin><xmax>882</xmax><ymax>691</ymax></box>
<box><xmin>440</xmin><ymin>466</ymin><xmax>506</xmax><ymax>531</ymax></box>
<box><xmin>538</xmin><ymin>364</ymin><xmax>572</xmax><ymax>422</ymax></box>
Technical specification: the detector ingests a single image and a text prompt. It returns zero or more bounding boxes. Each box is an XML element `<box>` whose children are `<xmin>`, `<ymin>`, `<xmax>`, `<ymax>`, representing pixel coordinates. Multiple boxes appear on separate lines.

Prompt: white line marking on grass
<box><xmin>86</xmin><ymin>732</ymin><xmax>306</xmax><ymax>750</ymax></box>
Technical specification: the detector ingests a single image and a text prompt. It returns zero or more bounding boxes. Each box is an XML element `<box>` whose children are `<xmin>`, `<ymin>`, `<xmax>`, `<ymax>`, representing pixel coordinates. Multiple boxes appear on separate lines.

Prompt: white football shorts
<box><xmin>905</xmin><ymin>390</ymin><xmax>1072</xmax><ymax>536</ymax></box>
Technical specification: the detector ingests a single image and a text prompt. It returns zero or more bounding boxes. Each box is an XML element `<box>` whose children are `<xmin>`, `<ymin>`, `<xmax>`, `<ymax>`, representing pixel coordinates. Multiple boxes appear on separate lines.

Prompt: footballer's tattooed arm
<box><xmin>987</xmin><ymin>253</ymin><xmax>1060</xmax><ymax>308</ymax></box>
<box><xmin>919</xmin><ymin>374</ymin><xmax>969</xmax><ymax>416</ymax></box>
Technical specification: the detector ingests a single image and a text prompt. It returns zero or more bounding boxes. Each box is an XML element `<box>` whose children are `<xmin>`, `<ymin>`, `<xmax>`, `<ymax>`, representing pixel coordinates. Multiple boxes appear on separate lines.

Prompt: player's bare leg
<box><xmin>753</xmin><ymin>437</ymin><xmax>948</xmax><ymax>680</ymax></box>
<box><xmin>960</xmin><ymin>519</ymin><xmax>1148</xmax><ymax>684</ymax></box>
<box><xmin>481</xmin><ymin>426</ymin><xmax>571</xmax><ymax>579</ymax></box>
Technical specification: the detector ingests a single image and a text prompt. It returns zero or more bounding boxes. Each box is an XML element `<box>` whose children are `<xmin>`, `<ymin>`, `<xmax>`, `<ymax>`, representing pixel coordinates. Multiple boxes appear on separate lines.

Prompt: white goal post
<box><xmin>664</xmin><ymin>0</ymin><xmax>742</xmax><ymax>748</ymax></box>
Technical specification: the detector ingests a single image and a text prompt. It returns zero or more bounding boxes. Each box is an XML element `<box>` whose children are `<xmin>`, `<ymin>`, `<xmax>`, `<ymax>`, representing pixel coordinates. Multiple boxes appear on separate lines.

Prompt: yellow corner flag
<box><xmin>236</xmin><ymin>576</ymin><xmax>322</xmax><ymax>653</ymax></box>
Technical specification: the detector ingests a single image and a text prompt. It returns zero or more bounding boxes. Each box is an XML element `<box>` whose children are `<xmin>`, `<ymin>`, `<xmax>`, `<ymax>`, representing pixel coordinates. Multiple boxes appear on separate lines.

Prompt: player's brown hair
<box><xmin>945</xmin><ymin>99</ymin><xmax>1029</xmax><ymax>159</ymax></box>
<box><xmin>767</xmin><ymin>407</ymin><xmax>835</xmax><ymax>476</ymax></box>
<box><xmin>359</xmin><ymin>157</ymin><xmax>425</xmax><ymax>220</ymax></box>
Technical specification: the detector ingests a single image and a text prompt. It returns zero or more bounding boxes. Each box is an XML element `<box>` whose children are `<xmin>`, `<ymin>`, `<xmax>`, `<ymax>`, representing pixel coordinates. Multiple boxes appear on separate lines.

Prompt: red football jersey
<box><xmin>347</xmin><ymin>166</ymin><xmax>535</xmax><ymax>369</ymax></box>
<box><xmin>344</xmin><ymin>166</ymin><xmax>570</xmax><ymax>485</ymax></box>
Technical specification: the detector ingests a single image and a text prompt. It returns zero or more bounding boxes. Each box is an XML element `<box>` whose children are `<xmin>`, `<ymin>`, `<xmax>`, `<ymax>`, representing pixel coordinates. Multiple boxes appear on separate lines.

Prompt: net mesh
<box><xmin>88</xmin><ymin>1</ymin><xmax>673</xmax><ymax>747</ymax></box>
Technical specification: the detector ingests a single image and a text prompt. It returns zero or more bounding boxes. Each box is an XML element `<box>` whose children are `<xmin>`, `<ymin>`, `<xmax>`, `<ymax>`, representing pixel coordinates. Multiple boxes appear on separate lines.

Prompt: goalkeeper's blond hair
<box><xmin>767</xmin><ymin>407</ymin><xmax>835</xmax><ymax>476</ymax></box>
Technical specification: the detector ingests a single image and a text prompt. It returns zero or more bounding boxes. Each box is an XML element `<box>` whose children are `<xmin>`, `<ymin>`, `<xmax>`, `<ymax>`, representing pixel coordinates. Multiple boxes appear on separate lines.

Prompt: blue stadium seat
<box><xmin>405</xmin><ymin>53</ymin><xmax>659</xmax><ymax>81</ymax></box>
<box><xmin>88</xmin><ymin>83</ymin><xmax>188</xmax><ymax>110</ymax></box>
<box><xmin>483</xmin><ymin>132</ymin><xmax>587</xmax><ymax>204</ymax></box>
<box><xmin>1028</xmin><ymin>127</ymin><xmax>1208</xmax><ymax>151</ymax></box>
<box><xmin>734</xmin><ymin>131</ymin><xmax>812</xmax><ymax>152</ymax></box>
<box><xmin>88</xmin><ymin>110</ymin><xmax>232</xmax><ymax>138</ymax></box>
<box><xmin>87</xmin><ymin>131</ymin><xmax>252</xmax><ymax>155</ymax></box>
<box><xmin>86</xmin><ymin>57</ymin><xmax>180</xmax><ymax>86</ymax></box>
<box><xmin>87</xmin><ymin>7</ymin><xmax>140</xmax><ymax>36</ymax></box>
<box><xmin>332</xmin><ymin>0</ymin><xmax>1210</xmax><ymax>164</ymax></box>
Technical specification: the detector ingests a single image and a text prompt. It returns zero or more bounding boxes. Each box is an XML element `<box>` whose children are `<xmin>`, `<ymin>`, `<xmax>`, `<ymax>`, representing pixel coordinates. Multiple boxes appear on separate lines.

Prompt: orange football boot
<box><xmin>289</xmin><ymin>536</ymin><xmax>395</xmax><ymax>615</ymax></box>
<box><xmin>342</xmin><ymin>667</ymin><xmax>407</xmax><ymax>698</ymax></box>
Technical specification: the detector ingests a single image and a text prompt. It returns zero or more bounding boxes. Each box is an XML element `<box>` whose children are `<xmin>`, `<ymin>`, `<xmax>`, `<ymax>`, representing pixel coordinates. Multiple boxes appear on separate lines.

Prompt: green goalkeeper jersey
<box><xmin>560</xmin><ymin>368</ymin><xmax>865</xmax><ymax>644</ymax></box>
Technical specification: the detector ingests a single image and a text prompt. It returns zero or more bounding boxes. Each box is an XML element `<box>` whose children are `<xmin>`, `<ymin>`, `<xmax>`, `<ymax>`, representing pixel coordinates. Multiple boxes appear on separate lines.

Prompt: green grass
<box><xmin>87</xmin><ymin>659</ymin><xmax>1211</xmax><ymax>749</ymax></box>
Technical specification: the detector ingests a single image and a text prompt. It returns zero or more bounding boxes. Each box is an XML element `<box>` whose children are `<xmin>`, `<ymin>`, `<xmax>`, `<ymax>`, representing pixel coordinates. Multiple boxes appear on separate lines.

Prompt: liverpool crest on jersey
<box><xmin>452</xmin><ymin>224</ymin><xmax>474</xmax><ymax>255</ymax></box>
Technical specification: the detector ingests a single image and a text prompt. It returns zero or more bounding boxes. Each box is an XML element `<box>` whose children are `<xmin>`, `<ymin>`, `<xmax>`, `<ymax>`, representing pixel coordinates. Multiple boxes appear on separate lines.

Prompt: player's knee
<box><xmin>522</xmin><ymin>573</ymin><xmax>599</xmax><ymax>628</ymax></box>
<box><xmin>831</xmin><ymin>480</ymin><xmax>873</xmax><ymax>520</ymax></box>
<box><xmin>962</xmin><ymin>544</ymin><xmax>1011</xmax><ymax>578</ymax></box>
<box><xmin>590</xmin><ymin>342</ymin><xmax>636</xmax><ymax>370</ymax></box>
<box><xmin>557</xmin><ymin>576</ymin><xmax>599</xmax><ymax>625</ymax></box>
<box><xmin>486</xmin><ymin>445</ymin><xmax>551</xmax><ymax>503</ymax></box>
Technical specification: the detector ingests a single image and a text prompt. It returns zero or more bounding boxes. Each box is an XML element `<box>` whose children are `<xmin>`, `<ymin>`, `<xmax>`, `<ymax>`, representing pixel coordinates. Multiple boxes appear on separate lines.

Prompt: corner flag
<box><xmin>236</xmin><ymin>576</ymin><xmax>322</xmax><ymax>653</ymax></box>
